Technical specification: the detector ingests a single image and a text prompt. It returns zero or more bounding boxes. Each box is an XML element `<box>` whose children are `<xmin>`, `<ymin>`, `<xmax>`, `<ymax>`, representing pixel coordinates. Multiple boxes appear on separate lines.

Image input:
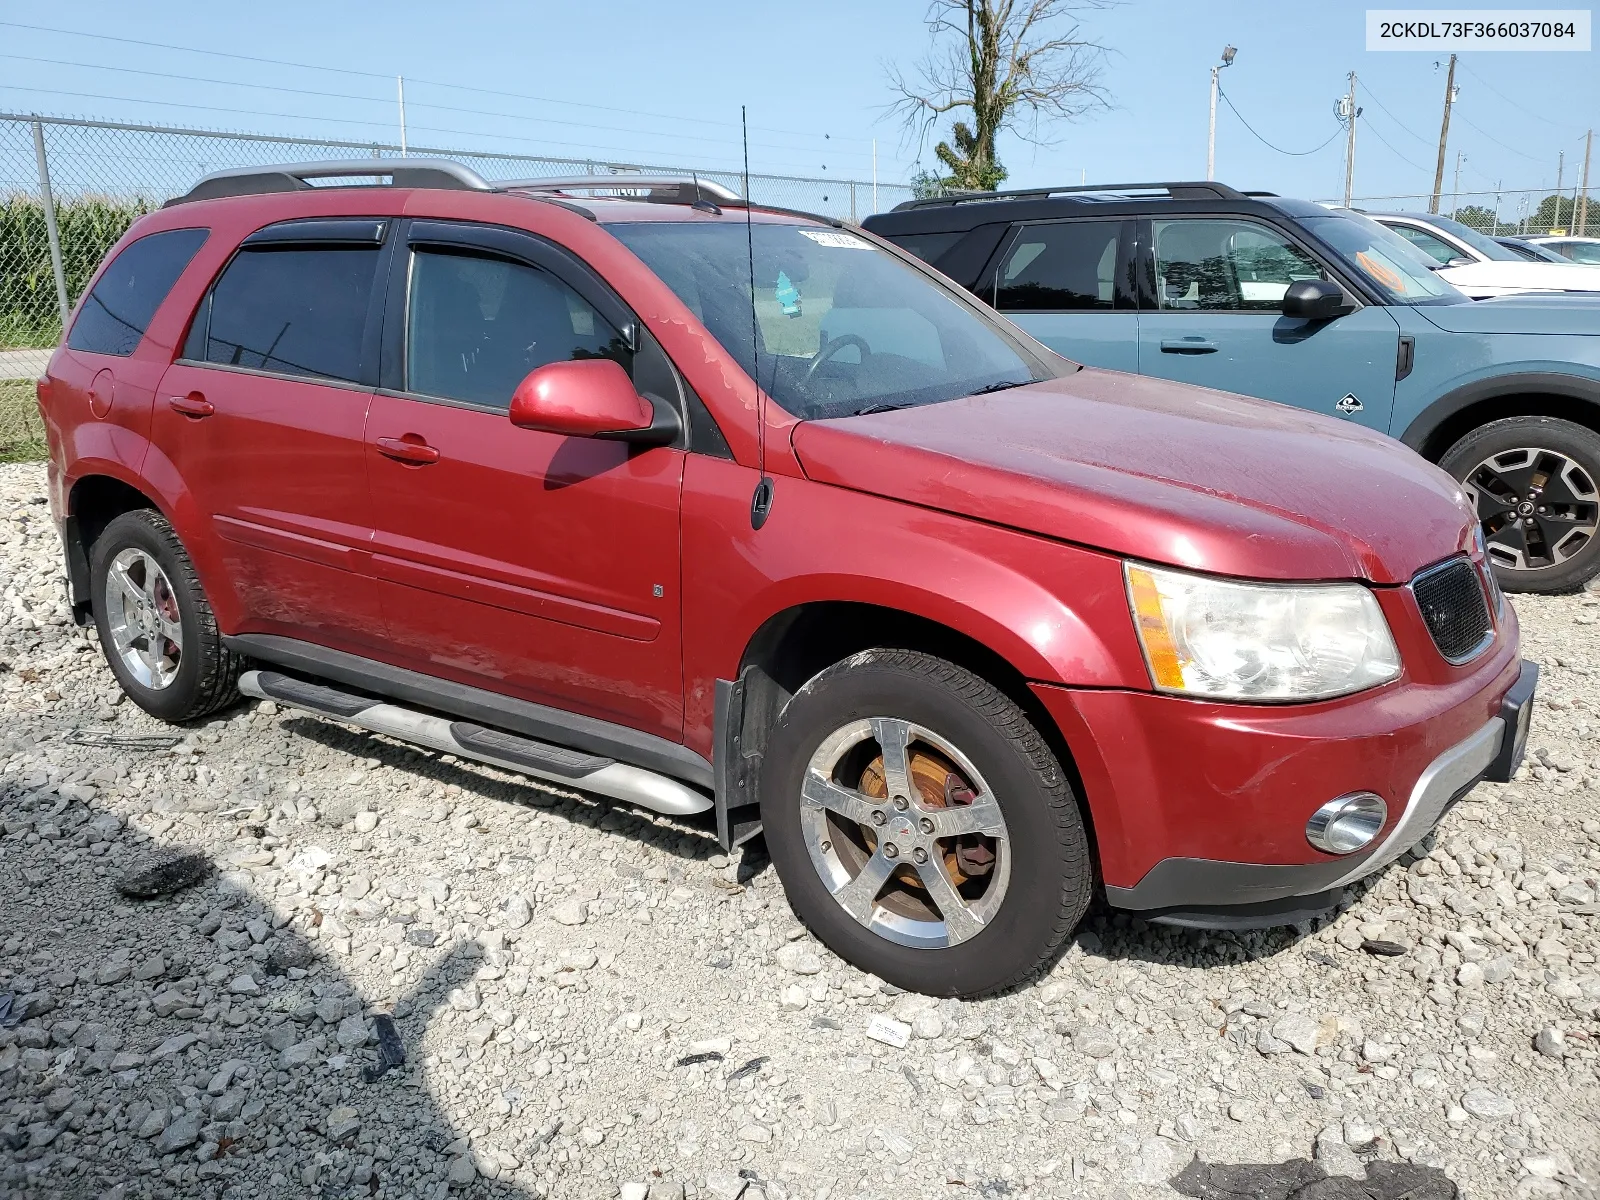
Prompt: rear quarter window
<box><xmin>66</xmin><ymin>227</ymin><xmax>209</xmax><ymax>356</ymax></box>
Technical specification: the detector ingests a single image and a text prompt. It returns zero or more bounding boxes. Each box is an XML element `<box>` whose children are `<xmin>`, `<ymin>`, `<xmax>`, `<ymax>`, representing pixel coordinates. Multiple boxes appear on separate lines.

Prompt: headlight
<box><xmin>1124</xmin><ymin>563</ymin><xmax>1401</xmax><ymax>701</ymax></box>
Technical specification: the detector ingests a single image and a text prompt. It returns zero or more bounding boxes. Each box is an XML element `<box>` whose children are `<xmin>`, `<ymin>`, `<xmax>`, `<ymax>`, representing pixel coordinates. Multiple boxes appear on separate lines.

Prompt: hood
<box><xmin>1414</xmin><ymin>292</ymin><xmax>1600</xmax><ymax>335</ymax></box>
<box><xmin>791</xmin><ymin>371</ymin><xmax>1476</xmax><ymax>585</ymax></box>
<box><xmin>1440</xmin><ymin>259</ymin><xmax>1600</xmax><ymax>296</ymax></box>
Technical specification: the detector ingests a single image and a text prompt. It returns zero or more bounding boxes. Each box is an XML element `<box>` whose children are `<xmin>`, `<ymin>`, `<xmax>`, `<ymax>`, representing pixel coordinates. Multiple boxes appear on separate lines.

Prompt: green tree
<box><xmin>1533</xmin><ymin>193</ymin><xmax>1580</xmax><ymax>233</ymax></box>
<box><xmin>888</xmin><ymin>0</ymin><xmax>1111</xmax><ymax>193</ymax></box>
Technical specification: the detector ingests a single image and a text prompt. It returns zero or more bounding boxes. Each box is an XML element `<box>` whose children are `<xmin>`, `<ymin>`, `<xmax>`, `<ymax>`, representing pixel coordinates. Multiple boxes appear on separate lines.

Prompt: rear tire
<box><xmin>1439</xmin><ymin>416</ymin><xmax>1600</xmax><ymax>594</ymax></box>
<box><xmin>89</xmin><ymin>509</ymin><xmax>243</xmax><ymax>723</ymax></box>
<box><xmin>760</xmin><ymin>649</ymin><xmax>1093</xmax><ymax>998</ymax></box>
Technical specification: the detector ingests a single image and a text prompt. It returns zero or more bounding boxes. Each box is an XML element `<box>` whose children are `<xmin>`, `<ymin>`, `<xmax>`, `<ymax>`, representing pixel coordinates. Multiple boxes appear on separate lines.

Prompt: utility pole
<box><xmin>1428</xmin><ymin>54</ymin><xmax>1457</xmax><ymax>214</ymax></box>
<box><xmin>1581</xmin><ymin>129</ymin><xmax>1593</xmax><ymax>236</ymax></box>
<box><xmin>1555</xmin><ymin>151</ymin><xmax>1565</xmax><ymax>231</ymax></box>
<box><xmin>1206</xmin><ymin>45</ymin><xmax>1237</xmax><ymax>181</ymax></box>
<box><xmin>1451</xmin><ymin>150</ymin><xmax>1465</xmax><ymax>217</ymax></box>
<box><xmin>397</xmin><ymin>76</ymin><xmax>408</xmax><ymax>156</ymax></box>
<box><xmin>1340</xmin><ymin>72</ymin><xmax>1360</xmax><ymax>208</ymax></box>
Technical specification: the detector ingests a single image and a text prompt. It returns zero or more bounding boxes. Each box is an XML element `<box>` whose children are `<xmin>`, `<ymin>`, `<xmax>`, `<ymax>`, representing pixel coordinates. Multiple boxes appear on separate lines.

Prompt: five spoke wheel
<box><xmin>800</xmin><ymin>716</ymin><xmax>1010</xmax><ymax>950</ymax></box>
<box><xmin>102</xmin><ymin>547</ymin><xmax>183</xmax><ymax>690</ymax></box>
<box><xmin>1463</xmin><ymin>446</ymin><xmax>1599</xmax><ymax>573</ymax></box>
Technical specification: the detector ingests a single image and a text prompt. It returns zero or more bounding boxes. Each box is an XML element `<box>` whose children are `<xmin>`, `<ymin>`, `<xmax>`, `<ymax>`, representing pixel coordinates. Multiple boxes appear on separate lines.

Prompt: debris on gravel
<box><xmin>0</xmin><ymin>461</ymin><xmax>1597</xmax><ymax>1199</ymax></box>
<box><xmin>114</xmin><ymin>849</ymin><xmax>212</xmax><ymax>898</ymax></box>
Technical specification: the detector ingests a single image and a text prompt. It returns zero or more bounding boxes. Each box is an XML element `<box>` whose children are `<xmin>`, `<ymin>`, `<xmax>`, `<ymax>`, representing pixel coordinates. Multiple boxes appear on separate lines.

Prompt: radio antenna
<box><xmin>742</xmin><ymin>105</ymin><xmax>765</xmax><ymax>473</ymax></box>
<box><xmin>741</xmin><ymin>106</ymin><xmax>774</xmax><ymax>528</ymax></box>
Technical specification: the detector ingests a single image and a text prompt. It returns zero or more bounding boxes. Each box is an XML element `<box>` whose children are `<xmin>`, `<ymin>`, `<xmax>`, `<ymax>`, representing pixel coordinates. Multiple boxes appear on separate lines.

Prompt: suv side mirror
<box><xmin>509</xmin><ymin>359</ymin><xmax>673</xmax><ymax>445</ymax></box>
<box><xmin>1281</xmin><ymin>279</ymin><xmax>1352</xmax><ymax>321</ymax></box>
<box><xmin>1446</xmin><ymin>256</ymin><xmax>1474</xmax><ymax>268</ymax></box>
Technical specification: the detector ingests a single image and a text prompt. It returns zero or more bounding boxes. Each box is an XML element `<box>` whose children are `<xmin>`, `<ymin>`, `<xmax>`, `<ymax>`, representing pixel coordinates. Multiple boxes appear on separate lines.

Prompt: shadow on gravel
<box><xmin>1172</xmin><ymin>1155</ymin><xmax>1460</xmax><ymax>1199</ymax></box>
<box><xmin>0</xmin><ymin>777</ymin><xmax>546</xmax><ymax>1199</ymax></box>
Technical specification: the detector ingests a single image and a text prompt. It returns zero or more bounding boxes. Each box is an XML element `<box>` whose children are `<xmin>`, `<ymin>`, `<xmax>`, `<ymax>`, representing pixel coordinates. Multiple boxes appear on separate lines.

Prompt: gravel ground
<box><xmin>1</xmin><ymin>458</ymin><xmax>1598</xmax><ymax>1200</ymax></box>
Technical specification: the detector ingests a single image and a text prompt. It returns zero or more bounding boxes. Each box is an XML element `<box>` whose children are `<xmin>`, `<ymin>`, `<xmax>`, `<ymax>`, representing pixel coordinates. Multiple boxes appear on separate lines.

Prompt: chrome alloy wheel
<box><xmin>1463</xmin><ymin>446</ymin><xmax>1599</xmax><ymax>572</ymax></box>
<box><xmin>800</xmin><ymin>716</ymin><xmax>1011</xmax><ymax>950</ymax></box>
<box><xmin>103</xmin><ymin>548</ymin><xmax>183</xmax><ymax>690</ymax></box>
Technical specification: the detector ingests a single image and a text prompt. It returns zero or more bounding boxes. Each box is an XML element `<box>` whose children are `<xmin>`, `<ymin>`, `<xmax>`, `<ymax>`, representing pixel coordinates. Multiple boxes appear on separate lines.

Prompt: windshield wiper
<box><xmin>968</xmin><ymin>379</ymin><xmax>1033</xmax><ymax>396</ymax></box>
<box><xmin>851</xmin><ymin>402</ymin><xmax>908</xmax><ymax>416</ymax></box>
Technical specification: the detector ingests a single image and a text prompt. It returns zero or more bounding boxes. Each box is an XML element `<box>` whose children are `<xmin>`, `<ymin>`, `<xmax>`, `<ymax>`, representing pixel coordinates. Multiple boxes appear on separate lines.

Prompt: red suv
<box><xmin>40</xmin><ymin>161</ymin><xmax>1536</xmax><ymax>997</ymax></box>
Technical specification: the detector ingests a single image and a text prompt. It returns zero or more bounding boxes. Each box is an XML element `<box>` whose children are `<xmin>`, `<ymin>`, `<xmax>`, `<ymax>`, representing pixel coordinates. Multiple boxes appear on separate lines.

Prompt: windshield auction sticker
<box><xmin>1367</xmin><ymin>9</ymin><xmax>1591</xmax><ymax>49</ymax></box>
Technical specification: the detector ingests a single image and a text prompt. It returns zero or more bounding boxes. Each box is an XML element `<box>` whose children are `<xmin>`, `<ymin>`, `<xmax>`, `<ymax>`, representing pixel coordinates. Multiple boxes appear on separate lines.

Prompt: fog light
<box><xmin>1306</xmin><ymin>792</ymin><xmax>1388</xmax><ymax>855</ymax></box>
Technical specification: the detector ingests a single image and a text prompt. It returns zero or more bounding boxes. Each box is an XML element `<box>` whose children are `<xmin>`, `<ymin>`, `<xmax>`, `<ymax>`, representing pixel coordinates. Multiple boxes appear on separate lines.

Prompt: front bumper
<box><xmin>1032</xmin><ymin>647</ymin><xmax>1535</xmax><ymax>929</ymax></box>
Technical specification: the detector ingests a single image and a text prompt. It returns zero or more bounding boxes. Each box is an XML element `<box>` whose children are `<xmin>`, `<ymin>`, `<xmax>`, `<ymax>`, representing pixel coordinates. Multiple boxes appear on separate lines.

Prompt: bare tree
<box><xmin>889</xmin><ymin>0</ymin><xmax>1111</xmax><ymax>193</ymax></box>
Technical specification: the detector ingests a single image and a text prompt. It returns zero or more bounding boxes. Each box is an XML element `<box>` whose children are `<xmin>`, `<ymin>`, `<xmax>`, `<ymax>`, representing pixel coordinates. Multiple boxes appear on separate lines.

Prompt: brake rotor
<box><xmin>858</xmin><ymin>746</ymin><xmax>996</xmax><ymax>886</ymax></box>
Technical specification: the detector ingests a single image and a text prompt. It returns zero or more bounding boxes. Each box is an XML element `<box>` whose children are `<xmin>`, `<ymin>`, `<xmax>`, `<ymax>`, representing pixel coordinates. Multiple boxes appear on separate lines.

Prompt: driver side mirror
<box><xmin>1281</xmin><ymin>279</ymin><xmax>1353</xmax><ymax>321</ymax></box>
<box><xmin>1446</xmin><ymin>256</ymin><xmax>1474</xmax><ymax>268</ymax></box>
<box><xmin>508</xmin><ymin>359</ymin><xmax>677</xmax><ymax>446</ymax></box>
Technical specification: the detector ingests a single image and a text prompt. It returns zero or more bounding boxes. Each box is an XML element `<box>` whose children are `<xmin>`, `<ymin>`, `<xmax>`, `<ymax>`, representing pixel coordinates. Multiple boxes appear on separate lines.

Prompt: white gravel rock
<box><xmin>0</xmin><ymin>459</ymin><xmax>1596</xmax><ymax>1200</ymax></box>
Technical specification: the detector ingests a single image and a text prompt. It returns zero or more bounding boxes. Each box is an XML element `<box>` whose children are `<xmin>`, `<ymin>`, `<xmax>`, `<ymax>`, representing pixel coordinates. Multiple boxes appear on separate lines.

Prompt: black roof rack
<box><xmin>892</xmin><ymin>180</ymin><xmax>1248</xmax><ymax>212</ymax></box>
<box><xmin>165</xmin><ymin>160</ymin><xmax>747</xmax><ymax>209</ymax></box>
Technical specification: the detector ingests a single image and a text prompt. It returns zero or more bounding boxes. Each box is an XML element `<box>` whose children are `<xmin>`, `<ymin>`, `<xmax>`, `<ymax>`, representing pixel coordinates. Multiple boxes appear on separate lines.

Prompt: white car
<box><xmin>1527</xmin><ymin>235</ymin><xmax>1600</xmax><ymax>266</ymax></box>
<box><xmin>1370</xmin><ymin>212</ymin><xmax>1600</xmax><ymax>298</ymax></box>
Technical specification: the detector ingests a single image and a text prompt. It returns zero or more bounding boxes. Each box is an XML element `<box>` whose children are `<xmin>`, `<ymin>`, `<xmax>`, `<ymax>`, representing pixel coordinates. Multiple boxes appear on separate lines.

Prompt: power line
<box><xmin>1453</xmin><ymin>110</ymin><xmax>1548</xmax><ymax>164</ymax></box>
<box><xmin>1217</xmin><ymin>88</ymin><xmax>1342</xmax><ymax>156</ymax></box>
<box><xmin>1358</xmin><ymin>111</ymin><xmax>1429</xmax><ymax>173</ymax></box>
<box><xmin>0</xmin><ymin>53</ymin><xmax>872</xmax><ymax>161</ymax></box>
<box><xmin>1354</xmin><ymin>80</ymin><xmax>1432</xmax><ymax>145</ymax></box>
<box><xmin>0</xmin><ymin>21</ymin><xmax>880</xmax><ymax>145</ymax></box>
<box><xmin>1455</xmin><ymin>60</ymin><xmax>1581</xmax><ymax>134</ymax></box>
<box><xmin>0</xmin><ymin>85</ymin><xmax>876</xmax><ymax>176</ymax></box>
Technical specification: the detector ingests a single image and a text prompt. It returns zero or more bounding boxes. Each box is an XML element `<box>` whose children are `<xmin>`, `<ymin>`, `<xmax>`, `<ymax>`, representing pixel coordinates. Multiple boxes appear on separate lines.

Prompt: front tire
<box><xmin>760</xmin><ymin>649</ymin><xmax>1093</xmax><ymax>998</ymax></box>
<box><xmin>90</xmin><ymin>509</ymin><xmax>243</xmax><ymax>722</ymax></box>
<box><xmin>1440</xmin><ymin>416</ymin><xmax>1600</xmax><ymax>594</ymax></box>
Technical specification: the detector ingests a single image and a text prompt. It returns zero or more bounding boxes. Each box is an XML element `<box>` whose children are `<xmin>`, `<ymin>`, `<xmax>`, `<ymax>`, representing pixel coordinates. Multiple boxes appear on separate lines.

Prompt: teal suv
<box><xmin>864</xmin><ymin>182</ymin><xmax>1600</xmax><ymax>593</ymax></box>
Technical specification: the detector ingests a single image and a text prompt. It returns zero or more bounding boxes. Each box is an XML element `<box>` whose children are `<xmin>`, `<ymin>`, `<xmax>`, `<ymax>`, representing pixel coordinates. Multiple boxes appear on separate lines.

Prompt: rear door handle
<box><xmin>1159</xmin><ymin>338</ymin><xmax>1219</xmax><ymax>354</ymax></box>
<box><xmin>168</xmin><ymin>394</ymin><xmax>214</xmax><ymax>418</ymax></box>
<box><xmin>375</xmin><ymin>435</ymin><xmax>440</xmax><ymax>466</ymax></box>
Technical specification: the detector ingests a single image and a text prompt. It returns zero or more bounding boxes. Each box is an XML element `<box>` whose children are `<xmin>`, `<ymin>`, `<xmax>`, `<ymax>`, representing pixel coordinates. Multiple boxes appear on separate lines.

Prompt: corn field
<box><xmin>1</xmin><ymin>193</ymin><xmax>152</xmax><ymax>349</ymax></box>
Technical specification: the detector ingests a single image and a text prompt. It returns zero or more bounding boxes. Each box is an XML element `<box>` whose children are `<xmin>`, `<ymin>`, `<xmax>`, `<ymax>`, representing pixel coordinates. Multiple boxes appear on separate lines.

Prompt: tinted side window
<box><xmin>67</xmin><ymin>228</ymin><xmax>208</xmax><ymax>356</ymax></box>
<box><xmin>1389</xmin><ymin>224</ymin><xmax>1459</xmax><ymax>265</ymax></box>
<box><xmin>203</xmin><ymin>246</ymin><xmax>380</xmax><ymax>383</ymax></box>
<box><xmin>886</xmin><ymin>231</ymin><xmax>965</xmax><ymax>269</ymax></box>
<box><xmin>995</xmin><ymin>221</ymin><xmax>1121</xmax><ymax>311</ymax></box>
<box><xmin>1152</xmin><ymin>219</ymin><xmax>1328</xmax><ymax>312</ymax></box>
<box><xmin>406</xmin><ymin>249</ymin><xmax>629</xmax><ymax>410</ymax></box>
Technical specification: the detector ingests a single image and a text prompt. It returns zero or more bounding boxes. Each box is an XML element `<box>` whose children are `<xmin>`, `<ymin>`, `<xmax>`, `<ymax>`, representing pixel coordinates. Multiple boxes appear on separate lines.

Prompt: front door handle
<box><xmin>168</xmin><ymin>393</ymin><xmax>214</xmax><ymax>418</ymax></box>
<box><xmin>375</xmin><ymin>435</ymin><xmax>440</xmax><ymax>466</ymax></box>
<box><xmin>1159</xmin><ymin>338</ymin><xmax>1219</xmax><ymax>354</ymax></box>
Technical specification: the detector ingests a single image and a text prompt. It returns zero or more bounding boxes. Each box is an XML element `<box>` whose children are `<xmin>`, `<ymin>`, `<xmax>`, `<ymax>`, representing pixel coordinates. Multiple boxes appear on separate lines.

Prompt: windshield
<box><xmin>609</xmin><ymin>221</ymin><xmax>1055</xmax><ymax>420</ymax></box>
<box><xmin>1420</xmin><ymin>215</ymin><xmax>1521</xmax><ymax>261</ymax></box>
<box><xmin>1303</xmin><ymin>213</ymin><xmax>1466</xmax><ymax>305</ymax></box>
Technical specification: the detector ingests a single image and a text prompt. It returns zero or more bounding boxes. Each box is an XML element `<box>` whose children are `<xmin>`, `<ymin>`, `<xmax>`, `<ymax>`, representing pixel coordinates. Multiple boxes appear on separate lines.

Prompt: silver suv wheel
<box><xmin>103</xmin><ymin>547</ymin><xmax>183</xmax><ymax>690</ymax></box>
<box><xmin>800</xmin><ymin>715</ymin><xmax>1011</xmax><ymax>950</ymax></box>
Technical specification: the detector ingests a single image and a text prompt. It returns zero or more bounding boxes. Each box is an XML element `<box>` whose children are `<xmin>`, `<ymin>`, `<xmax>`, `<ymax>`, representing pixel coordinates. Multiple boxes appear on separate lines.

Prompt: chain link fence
<box><xmin>1323</xmin><ymin>186</ymin><xmax>1593</xmax><ymax>239</ymax></box>
<box><xmin>1</xmin><ymin>112</ymin><xmax>914</xmax><ymax>351</ymax></box>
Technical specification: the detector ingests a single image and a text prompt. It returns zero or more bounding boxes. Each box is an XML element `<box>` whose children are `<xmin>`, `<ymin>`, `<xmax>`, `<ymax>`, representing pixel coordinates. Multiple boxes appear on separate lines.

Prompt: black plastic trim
<box><xmin>1485</xmin><ymin>660</ymin><xmax>1538</xmax><ymax>782</ymax></box>
<box><xmin>1104</xmin><ymin>851</ymin><xmax>1378</xmax><ymax>912</ymax></box>
<box><xmin>1134</xmin><ymin>889</ymin><xmax>1344</xmax><ymax>931</ymax></box>
<box><xmin>241</xmin><ymin>218</ymin><xmax>387</xmax><ymax>247</ymax></box>
<box><xmin>449</xmin><ymin>722</ymin><xmax>613</xmax><ymax>779</ymax></box>
<box><xmin>254</xmin><ymin>670</ymin><xmax>379</xmax><ymax>719</ymax></box>
<box><xmin>1398</xmin><ymin>371</ymin><xmax>1600</xmax><ymax>454</ymax></box>
<box><xmin>224</xmin><ymin>634</ymin><xmax>714</xmax><ymax>788</ymax></box>
<box><xmin>713</xmin><ymin>675</ymin><xmax>764</xmax><ymax>852</ymax></box>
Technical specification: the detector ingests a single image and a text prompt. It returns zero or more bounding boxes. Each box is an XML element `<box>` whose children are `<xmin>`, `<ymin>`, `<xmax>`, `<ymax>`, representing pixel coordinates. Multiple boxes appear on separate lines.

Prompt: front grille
<box><xmin>1411</xmin><ymin>557</ymin><xmax>1493</xmax><ymax>664</ymax></box>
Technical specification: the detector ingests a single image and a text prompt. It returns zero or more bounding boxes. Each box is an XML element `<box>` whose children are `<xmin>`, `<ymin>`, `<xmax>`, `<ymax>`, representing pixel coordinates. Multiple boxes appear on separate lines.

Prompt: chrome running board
<box><xmin>237</xmin><ymin>670</ymin><xmax>712</xmax><ymax>817</ymax></box>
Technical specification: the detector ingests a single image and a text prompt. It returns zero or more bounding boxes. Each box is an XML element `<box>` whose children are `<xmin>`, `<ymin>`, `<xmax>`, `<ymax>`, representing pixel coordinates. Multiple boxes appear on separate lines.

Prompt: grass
<box><xmin>1</xmin><ymin>192</ymin><xmax>153</xmax><ymax>351</ymax></box>
<box><xmin>0</xmin><ymin>378</ymin><xmax>47</xmax><ymax>462</ymax></box>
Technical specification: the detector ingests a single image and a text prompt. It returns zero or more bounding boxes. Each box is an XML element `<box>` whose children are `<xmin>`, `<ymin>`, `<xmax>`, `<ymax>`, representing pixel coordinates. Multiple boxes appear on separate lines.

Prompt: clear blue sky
<box><xmin>0</xmin><ymin>1</ymin><xmax>1594</xmax><ymax>208</ymax></box>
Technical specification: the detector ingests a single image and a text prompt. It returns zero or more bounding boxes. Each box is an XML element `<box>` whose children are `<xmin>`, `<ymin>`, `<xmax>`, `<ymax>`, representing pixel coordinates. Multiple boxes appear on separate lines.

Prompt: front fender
<box><xmin>1397</xmin><ymin>366</ymin><xmax>1600</xmax><ymax>452</ymax></box>
<box><xmin>681</xmin><ymin>456</ymin><xmax>1150</xmax><ymax>757</ymax></box>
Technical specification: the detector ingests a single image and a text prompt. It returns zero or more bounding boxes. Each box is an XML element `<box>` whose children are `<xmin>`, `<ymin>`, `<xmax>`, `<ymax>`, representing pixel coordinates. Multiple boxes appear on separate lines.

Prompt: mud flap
<box><xmin>713</xmin><ymin>675</ymin><xmax>765</xmax><ymax>852</ymax></box>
